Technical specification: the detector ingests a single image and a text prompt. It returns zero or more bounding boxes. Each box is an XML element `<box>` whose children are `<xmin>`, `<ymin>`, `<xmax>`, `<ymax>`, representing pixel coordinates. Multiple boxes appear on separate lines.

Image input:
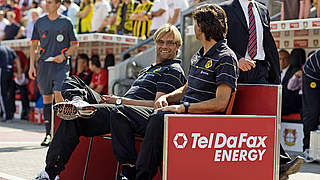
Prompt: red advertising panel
<box><xmin>163</xmin><ymin>115</ymin><xmax>278</xmax><ymax>180</ymax></box>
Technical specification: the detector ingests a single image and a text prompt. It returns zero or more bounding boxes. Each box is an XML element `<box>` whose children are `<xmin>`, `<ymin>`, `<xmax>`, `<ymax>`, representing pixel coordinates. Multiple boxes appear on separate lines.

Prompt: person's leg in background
<box><xmin>19</xmin><ymin>84</ymin><xmax>30</xmax><ymax>120</ymax></box>
<box><xmin>0</xmin><ymin>67</ymin><xmax>14</xmax><ymax>122</ymax></box>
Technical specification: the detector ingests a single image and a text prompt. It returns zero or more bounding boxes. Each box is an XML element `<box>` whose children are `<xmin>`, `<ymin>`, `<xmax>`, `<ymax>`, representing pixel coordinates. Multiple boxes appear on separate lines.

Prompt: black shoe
<box><xmin>279</xmin><ymin>156</ymin><xmax>304</xmax><ymax>180</ymax></box>
<box><xmin>21</xmin><ymin>111</ymin><xmax>29</xmax><ymax>120</ymax></box>
<box><xmin>118</xmin><ymin>165</ymin><xmax>136</xmax><ymax>180</ymax></box>
<box><xmin>41</xmin><ymin>135</ymin><xmax>51</xmax><ymax>147</ymax></box>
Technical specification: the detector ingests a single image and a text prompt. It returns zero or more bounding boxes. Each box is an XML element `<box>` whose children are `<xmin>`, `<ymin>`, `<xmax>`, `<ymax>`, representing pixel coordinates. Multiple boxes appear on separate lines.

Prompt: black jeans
<box><xmin>0</xmin><ymin>67</ymin><xmax>14</xmax><ymax>120</ymax></box>
<box><xmin>110</xmin><ymin>105</ymin><xmax>153</xmax><ymax>165</ymax></box>
<box><xmin>302</xmin><ymin>74</ymin><xmax>320</xmax><ymax>151</ymax></box>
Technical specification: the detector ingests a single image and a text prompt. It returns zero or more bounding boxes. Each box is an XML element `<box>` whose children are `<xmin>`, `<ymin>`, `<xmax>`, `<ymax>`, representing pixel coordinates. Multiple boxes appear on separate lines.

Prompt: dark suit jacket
<box><xmin>221</xmin><ymin>0</ymin><xmax>281</xmax><ymax>84</ymax></box>
<box><xmin>282</xmin><ymin>66</ymin><xmax>299</xmax><ymax>94</ymax></box>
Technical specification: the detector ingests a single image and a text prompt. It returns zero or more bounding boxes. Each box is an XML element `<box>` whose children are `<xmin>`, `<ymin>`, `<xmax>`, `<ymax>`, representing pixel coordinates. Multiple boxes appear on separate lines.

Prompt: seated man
<box><xmin>88</xmin><ymin>55</ymin><xmax>108</xmax><ymax>94</ymax></box>
<box><xmin>33</xmin><ymin>24</ymin><xmax>187</xmax><ymax>180</ymax></box>
<box><xmin>110</xmin><ymin>4</ymin><xmax>239</xmax><ymax>180</ymax></box>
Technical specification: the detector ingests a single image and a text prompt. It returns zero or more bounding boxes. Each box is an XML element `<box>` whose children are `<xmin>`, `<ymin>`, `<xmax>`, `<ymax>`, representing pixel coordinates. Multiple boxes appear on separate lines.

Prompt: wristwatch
<box><xmin>183</xmin><ymin>102</ymin><xmax>190</xmax><ymax>113</ymax></box>
<box><xmin>115</xmin><ymin>97</ymin><xmax>122</xmax><ymax>105</ymax></box>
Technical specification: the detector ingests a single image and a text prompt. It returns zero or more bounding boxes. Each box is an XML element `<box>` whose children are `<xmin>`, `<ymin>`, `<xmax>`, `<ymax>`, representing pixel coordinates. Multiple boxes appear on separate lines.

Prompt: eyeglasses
<box><xmin>156</xmin><ymin>40</ymin><xmax>177</xmax><ymax>46</ymax></box>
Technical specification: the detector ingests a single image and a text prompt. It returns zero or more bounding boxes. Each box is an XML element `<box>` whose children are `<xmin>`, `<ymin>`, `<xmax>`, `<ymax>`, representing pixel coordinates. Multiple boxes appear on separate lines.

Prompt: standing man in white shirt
<box><xmin>167</xmin><ymin>0</ymin><xmax>188</xmax><ymax>25</ymax></box>
<box><xmin>63</xmin><ymin>0</ymin><xmax>80</xmax><ymax>28</ymax></box>
<box><xmin>91</xmin><ymin>0</ymin><xmax>111</xmax><ymax>32</ymax></box>
<box><xmin>148</xmin><ymin>0</ymin><xmax>168</xmax><ymax>35</ymax></box>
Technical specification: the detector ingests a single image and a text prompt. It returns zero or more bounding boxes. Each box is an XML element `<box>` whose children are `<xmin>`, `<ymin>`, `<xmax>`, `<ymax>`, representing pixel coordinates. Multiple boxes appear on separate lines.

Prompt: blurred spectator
<box><xmin>2</xmin><ymin>11</ymin><xmax>25</xmax><ymax>40</ymax></box>
<box><xmin>290</xmin><ymin>48</ymin><xmax>306</xmax><ymax>69</ymax></box>
<box><xmin>76</xmin><ymin>53</ymin><xmax>92</xmax><ymax>85</ymax></box>
<box><xmin>97</xmin><ymin>0</ymin><xmax>120</xmax><ymax>33</ymax></box>
<box><xmin>63</xmin><ymin>0</ymin><xmax>79</xmax><ymax>28</ymax></box>
<box><xmin>19</xmin><ymin>0</ymin><xmax>32</xmax><ymax>11</ymax></box>
<box><xmin>148</xmin><ymin>0</ymin><xmax>168</xmax><ymax>36</ymax></box>
<box><xmin>23</xmin><ymin>1</ymin><xmax>40</xmax><ymax>22</ymax></box>
<box><xmin>39</xmin><ymin>0</ymin><xmax>48</xmax><ymax>16</ymax></box>
<box><xmin>114</xmin><ymin>0</ymin><xmax>139</xmax><ymax>35</ymax></box>
<box><xmin>300</xmin><ymin>0</ymin><xmax>312</xmax><ymax>19</ymax></box>
<box><xmin>104</xmin><ymin>53</ymin><xmax>115</xmax><ymax>70</ymax></box>
<box><xmin>316</xmin><ymin>0</ymin><xmax>320</xmax><ymax>18</ymax></box>
<box><xmin>280</xmin><ymin>0</ymin><xmax>302</xmax><ymax>20</ymax></box>
<box><xmin>89</xmin><ymin>55</ymin><xmax>108</xmax><ymax>94</ymax></box>
<box><xmin>279</xmin><ymin>49</ymin><xmax>301</xmax><ymax>115</ymax></box>
<box><xmin>167</xmin><ymin>0</ymin><xmax>188</xmax><ymax>25</ymax></box>
<box><xmin>0</xmin><ymin>10</ymin><xmax>8</xmax><ymax>38</ymax></box>
<box><xmin>0</xmin><ymin>42</ymin><xmax>22</xmax><ymax>122</ymax></box>
<box><xmin>91</xmin><ymin>0</ymin><xmax>111</xmax><ymax>32</ymax></box>
<box><xmin>11</xmin><ymin>51</ymin><xmax>30</xmax><ymax>120</ymax></box>
<box><xmin>130</xmin><ymin>0</ymin><xmax>153</xmax><ymax>39</ymax></box>
<box><xmin>25</xmin><ymin>8</ymin><xmax>39</xmax><ymax>38</ymax></box>
<box><xmin>76</xmin><ymin>0</ymin><xmax>93</xmax><ymax>33</ymax></box>
<box><xmin>8</xmin><ymin>0</ymin><xmax>21</xmax><ymax>23</ymax></box>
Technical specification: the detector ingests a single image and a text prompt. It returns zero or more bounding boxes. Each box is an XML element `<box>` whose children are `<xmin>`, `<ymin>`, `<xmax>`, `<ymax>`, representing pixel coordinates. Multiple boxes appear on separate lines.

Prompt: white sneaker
<box><xmin>53</xmin><ymin>100</ymin><xmax>97</xmax><ymax>120</ymax></box>
<box><xmin>303</xmin><ymin>149</ymin><xmax>315</xmax><ymax>163</ymax></box>
<box><xmin>33</xmin><ymin>170</ymin><xmax>59</xmax><ymax>180</ymax></box>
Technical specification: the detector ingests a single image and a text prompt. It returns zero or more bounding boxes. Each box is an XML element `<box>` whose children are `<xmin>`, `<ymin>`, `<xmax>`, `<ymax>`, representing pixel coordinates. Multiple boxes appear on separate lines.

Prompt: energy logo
<box><xmin>173</xmin><ymin>133</ymin><xmax>188</xmax><ymax>149</ymax></box>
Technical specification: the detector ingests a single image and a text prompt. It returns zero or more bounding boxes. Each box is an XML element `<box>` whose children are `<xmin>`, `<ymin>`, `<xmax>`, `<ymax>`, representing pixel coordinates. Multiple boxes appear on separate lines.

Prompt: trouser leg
<box><xmin>136</xmin><ymin>111</ymin><xmax>173</xmax><ymax>180</ymax></box>
<box><xmin>19</xmin><ymin>84</ymin><xmax>30</xmax><ymax>114</ymax></box>
<box><xmin>61</xmin><ymin>76</ymin><xmax>101</xmax><ymax>103</ymax></box>
<box><xmin>280</xmin><ymin>145</ymin><xmax>292</xmax><ymax>164</ymax></box>
<box><xmin>302</xmin><ymin>74</ymin><xmax>320</xmax><ymax>151</ymax></box>
<box><xmin>110</xmin><ymin>105</ymin><xmax>153</xmax><ymax>164</ymax></box>
<box><xmin>45</xmin><ymin>103</ymin><xmax>115</xmax><ymax>178</ymax></box>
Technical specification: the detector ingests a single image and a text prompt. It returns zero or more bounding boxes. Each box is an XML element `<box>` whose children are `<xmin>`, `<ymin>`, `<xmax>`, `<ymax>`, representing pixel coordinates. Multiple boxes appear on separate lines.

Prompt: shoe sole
<box><xmin>53</xmin><ymin>102</ymin><xmax>96</xmax><ymax>120</ymax></box>
<box><xmin>286</xmin><ymin>157</ymin><xmax>304</xmax><ymax>175</ymax></box>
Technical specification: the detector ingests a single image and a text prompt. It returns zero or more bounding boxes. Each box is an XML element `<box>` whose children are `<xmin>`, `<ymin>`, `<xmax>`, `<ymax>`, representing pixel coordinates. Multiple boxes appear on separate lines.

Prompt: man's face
<box><xmin>77</xmin><ymin>58</ymin><xmax>87</xmax><ymax>73</ymax></box>
<box><xmin>46</xmin><ymin>0</ymin><xmax>60</xmax><ymax>14</ymax></box>
<box><xmin>156</xmin><ymin>33</ymin><xmax>180</xmax><ymax>62</ymax></box>
<box><xmin>31</xmin><ymin>11</ymin><xmax>39</xmax><ymax>22</ymax></box>
<box><xmin>279</xmin><ymin>51</ymin><xmax>290</xmax><ymax>70</ymax></box>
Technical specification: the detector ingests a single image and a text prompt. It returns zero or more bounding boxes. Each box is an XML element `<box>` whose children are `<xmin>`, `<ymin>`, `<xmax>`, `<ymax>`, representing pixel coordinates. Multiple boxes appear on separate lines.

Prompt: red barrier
<box><xmin>163</xmin><ymin>115</ymin><xmax>278</xmax><ymax>180</ymax></box>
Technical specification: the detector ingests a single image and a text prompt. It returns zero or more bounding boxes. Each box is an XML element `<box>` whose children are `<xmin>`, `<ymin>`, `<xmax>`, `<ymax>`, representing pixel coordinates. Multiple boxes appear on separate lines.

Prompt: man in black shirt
<box><xmin>34</xmin><ymin>24</ymin><xmax>186</xmax><ymax>180</ymax></box>
<box><xmin>114</xmin><ymin>4</ymin><xmax>239</xmax><ymax>180</ymax></box>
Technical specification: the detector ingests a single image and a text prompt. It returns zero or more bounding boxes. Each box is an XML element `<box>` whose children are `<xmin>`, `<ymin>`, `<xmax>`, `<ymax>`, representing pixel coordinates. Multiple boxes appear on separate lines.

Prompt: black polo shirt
<box><xmin>303</xmin><ymin>49</ymin><xmax>320</xmax><ymax>80</ymax></box>
<box><xmin>124</xmin><ymin>59</ymin><xmax>186</xmax><ymax>100</ymax></box>
<box><xmin>182</xmin><ymin>40</ymin><xmax>239</xmax><ymax>103</ymax></box>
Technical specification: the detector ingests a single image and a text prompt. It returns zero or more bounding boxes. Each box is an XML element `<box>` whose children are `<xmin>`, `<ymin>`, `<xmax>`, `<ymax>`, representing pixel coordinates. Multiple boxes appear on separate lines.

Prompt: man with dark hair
<box><xmin>88</xmin><ymin>55</ymin><xmax>108</xmax><ymax>94</ymax></box>
<box><xmin>114</xmin><ymin>4</ymin><xmax>239</xmax><ymax>179</ymax></box>
<box><xmin>28</xmin><ymin>0</ymin><xmax>79</xmax><ymax>147</ymax></box>
<box><xmin>76</xmin><ymin>53</ymin><xmax>92</xmax><ymax>85</ymax></box>
<box><xmin>33</xmin><ymin>23</ymin><xmax>186</xmax><ymax>180</ymax></box>
<box><xmin>221</xmin><ymin>1</ymin><xmax>304</xmax><ymax>180</ymax></box>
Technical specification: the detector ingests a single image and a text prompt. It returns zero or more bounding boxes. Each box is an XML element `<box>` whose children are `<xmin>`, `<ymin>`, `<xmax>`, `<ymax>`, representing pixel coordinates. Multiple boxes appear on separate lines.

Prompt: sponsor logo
<box><xmin>200</xmin><ymin>70</ymin><xmax>208</xmax><ymax>75</ymax></box>
<box><xmin>205</xmin><ymin>60</ymin><xmax>213</xmax><ymax>69</ymax></box>
<box><xmin>173</xmin><ymin>132</ymin><xmax>268</xmax><ymax>162</ymax></box>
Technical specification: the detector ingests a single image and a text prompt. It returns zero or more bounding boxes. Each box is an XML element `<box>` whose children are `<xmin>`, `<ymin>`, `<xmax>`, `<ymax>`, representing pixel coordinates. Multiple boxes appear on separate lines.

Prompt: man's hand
<box><xmin>53</xmin><ymin>54</ymin><xmax>65</xmax><ymax>63</ymax></box>
<box><xmin>28</xmin><ymin>65</ymin><xmax>37</xmax><ymax>80</ymax></box>
<box><xmin>100</xmin><ymin>94</ymin><xmax>118</xmax><ymax>104</ymax></box>
<box><xmin>295</xmin><ymin>70</ymin><xmax>302</xmax><ymax>78</ymax></box>
<box><xmin>239</xmin><ymin>58</ymin><xmax>256</xmax><ymax>71</ymax></box>
<box><xmin>154</xmin><ymin>95</ymin><xmax>168</xmax><ymax>109</ymax></box>
<box><xmin>159</xmin><ymin>104</ymin><xmax>184</xmax><ymax>113</ymax></box>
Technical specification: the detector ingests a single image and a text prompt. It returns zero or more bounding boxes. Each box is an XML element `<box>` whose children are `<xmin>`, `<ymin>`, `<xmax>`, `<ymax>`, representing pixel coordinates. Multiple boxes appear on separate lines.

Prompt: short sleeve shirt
<box><xmin>91</xmin><ymin>68</ymin><xmax>108</xmax><ymax>94</ymax></box>
<box><xmin>182</xmin><ymin>40</ymin><xmax>239</xmax><ymax>103</ymax></box>
<box><xmin>31</xmin><ymin>15</ymin><xmax>78</xmax><ymax>64</ymax></box>
<box><xmin>124</xmin><ymin>59</ymin><xmax>187</xmax><ymax>100</ymax></box>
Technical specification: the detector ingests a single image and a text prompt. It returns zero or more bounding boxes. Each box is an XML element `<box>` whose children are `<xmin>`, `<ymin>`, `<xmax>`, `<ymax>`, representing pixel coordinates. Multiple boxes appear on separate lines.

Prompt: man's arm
<box><xmin>53</xmin><ymin>41</ymin><xmax>79</xmax><ymax>63</ymax></box>
<box><xmin>28</xmin><ymin>40</ymin><xmax>39</xmax><ymax>80</ymax></box>
<box><xmin>101</xmin><ymin>92</ymin><xmax>167</xmax><ymax>107</ymax></box>
<box><xmin>94</xmin><ymin>85</ymin><xmax>104</xmax><ymax>94</ymax></box>
<box><xmin>14</xmin><ymin>57</ymin><xmax>22</xmax><ymax>80</ymax></box>
<box><xmin>168</xmin><ymin>8</ymin><xmax>180</xmax><ymax>25</ymax></box>
<box><xmin>154</xmin><ymin>82</ymin><xmax>187</xmax><ymax>109</ymax></box>
<box><xmin>161</xmin><ymin>84</ymin><xmax>232</xmax><ymax>113</ymax></box>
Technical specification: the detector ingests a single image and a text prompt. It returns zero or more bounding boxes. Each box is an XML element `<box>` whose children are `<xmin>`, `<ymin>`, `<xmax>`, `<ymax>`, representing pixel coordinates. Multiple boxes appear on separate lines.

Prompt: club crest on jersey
<box><xmin>310</xmin><ymin>82</ymin><xmax>317</xmax><ymax>88</ymax></box>
<box><xmin>205</xmin><ymin>60</ymin><xmax>213</xmax><ymax>69</ymax></box>
<box><xmin>56</xmin><ymin>34</ymin><xmax>64</xmax><ymax>42</ymax></box>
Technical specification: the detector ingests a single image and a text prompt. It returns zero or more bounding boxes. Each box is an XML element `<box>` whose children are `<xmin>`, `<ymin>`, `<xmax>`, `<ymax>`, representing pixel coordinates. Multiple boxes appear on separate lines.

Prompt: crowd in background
<box><xmin>281</xmin><ymin>0</ymin><xmax>320</xmax><ymax>20</ymax></box>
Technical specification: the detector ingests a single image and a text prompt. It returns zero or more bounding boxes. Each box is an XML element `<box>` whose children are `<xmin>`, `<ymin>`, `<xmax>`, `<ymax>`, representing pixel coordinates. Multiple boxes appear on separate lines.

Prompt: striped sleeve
<box><xmin>157</xmin><ymin>68</ymin><xmax>186</xmax><ymax>94</ymax></box>
<box><xmin>215</xmin><ymin>56</ymin><xmax>238</xmax><ymax>89</ymax></box>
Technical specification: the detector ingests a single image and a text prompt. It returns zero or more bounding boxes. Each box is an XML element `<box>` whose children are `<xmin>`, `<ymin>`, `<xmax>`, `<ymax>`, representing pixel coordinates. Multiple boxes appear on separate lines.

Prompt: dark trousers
<box><xmin>110</xmin><ymin>105</ymin><xmax>153</xmax><ymax>164</ymax></box>
<box><xmin>8</xmin><ymin>83</ymin><xmax>30</xmax><ymax>119</ymax></box>
<box><xmin>302</xmin><ymin>74</ymin><xmax>320</xmax><ymax>150</ymax></box>
<box><xmin>238</xmin><ymin>60</ymin><xmax>269</xmax><ymax>84</ymax></box>
<box><xmin>45</xmin><ymin>76</ymin><xmax>115</xmax><ymax>178</ymax></box>
<box><xmin>0</xmin><ymin>68</ymin><xmax>14</xmax><ymax>120</ymax></box>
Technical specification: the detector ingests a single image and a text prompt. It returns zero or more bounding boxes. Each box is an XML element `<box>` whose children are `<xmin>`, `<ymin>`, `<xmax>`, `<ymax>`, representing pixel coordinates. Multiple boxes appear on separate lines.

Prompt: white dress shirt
<box><xmin>239</xmin><ymin>0</ymin><xmax>265</xmax><ymax>60</ymax></box>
